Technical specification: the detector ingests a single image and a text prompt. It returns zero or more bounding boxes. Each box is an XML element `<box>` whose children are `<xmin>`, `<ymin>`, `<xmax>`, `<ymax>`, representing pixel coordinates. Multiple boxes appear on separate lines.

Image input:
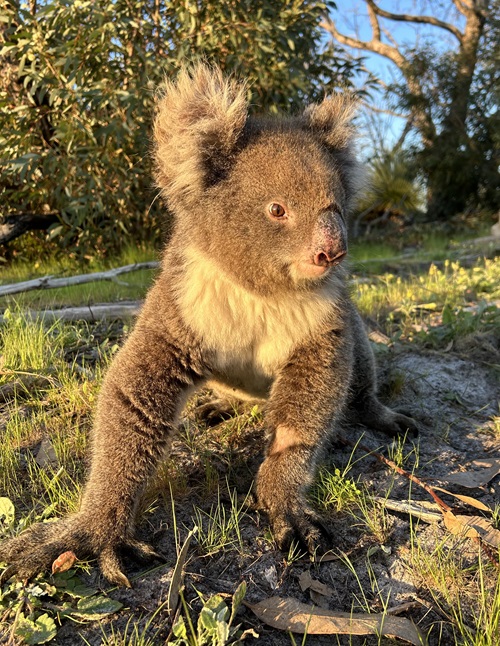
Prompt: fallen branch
<box><xmin>0</xmin><ymin>301</ymin><xmax>143</xmax><ymax>323</ymax></box>
<box><xmin>0</xmin><ymin>262</ymin><xmax>159</xmax><ymax>297</ymax></box>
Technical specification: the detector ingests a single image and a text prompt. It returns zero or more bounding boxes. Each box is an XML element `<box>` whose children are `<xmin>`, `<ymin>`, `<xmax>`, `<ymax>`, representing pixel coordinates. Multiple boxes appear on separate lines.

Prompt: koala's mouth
<box><xmin>292</xmin><ymin>255</ymin><xmax>345</xmax><ymax>281</ymax></box>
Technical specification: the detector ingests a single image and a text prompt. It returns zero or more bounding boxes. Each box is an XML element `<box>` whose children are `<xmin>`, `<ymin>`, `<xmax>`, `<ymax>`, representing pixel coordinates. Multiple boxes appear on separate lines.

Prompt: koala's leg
<box><xmin>0</xmin><ymin>326</ymin><xmax>204</xmax><ymax>587</ymax></box>
<box><xmin>347</xmin><ymin>307</ymin><xmax>417</xmax><ymax>436</ymax></box>
<box><xmin>256</xmin><ymin>326</ymin><xmax>353</xmax><ymax>553</ymax></box>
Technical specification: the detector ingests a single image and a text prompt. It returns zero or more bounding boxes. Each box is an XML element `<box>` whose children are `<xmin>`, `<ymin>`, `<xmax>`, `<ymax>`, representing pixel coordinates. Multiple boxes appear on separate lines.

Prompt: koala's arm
<box><xmin>0</xmin><ymin>298</ymin><xmax>204</xmax><ymax>587</ymax></box>
<box><xmin>256</xmin><ymin>317</ymin><xmax>353</xmax><ymax>552</ymax></box>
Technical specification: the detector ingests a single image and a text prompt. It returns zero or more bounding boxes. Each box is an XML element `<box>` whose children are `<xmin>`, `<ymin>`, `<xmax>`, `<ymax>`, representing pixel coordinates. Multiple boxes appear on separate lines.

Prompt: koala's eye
<box><xmin>269</xmin><ymin>203</ymin><xmax>286</xmax><ymax>218</ymax></box>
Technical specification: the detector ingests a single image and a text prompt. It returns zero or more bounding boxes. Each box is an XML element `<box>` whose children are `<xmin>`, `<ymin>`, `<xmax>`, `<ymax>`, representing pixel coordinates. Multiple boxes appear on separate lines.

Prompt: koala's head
<box><xmin>154</xmin><ymin>65</ymin><xmax>362</xmax><ymax>295</ymax></box>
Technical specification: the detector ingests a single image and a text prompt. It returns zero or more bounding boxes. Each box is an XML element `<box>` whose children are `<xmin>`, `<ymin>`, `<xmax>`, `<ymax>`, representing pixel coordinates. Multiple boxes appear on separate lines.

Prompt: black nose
<box><xmin>314</xmin><ymin>249</ymin><xmax>347</xmax><ymax>267</ymax></box>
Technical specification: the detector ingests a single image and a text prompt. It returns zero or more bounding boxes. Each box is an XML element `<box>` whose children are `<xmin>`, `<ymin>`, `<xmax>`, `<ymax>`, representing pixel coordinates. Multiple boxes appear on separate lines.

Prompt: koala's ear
<box><xmin>154</xmin><ymin>64</ymin><xmax>248</xmax><ymax>206</ymax></box>
<box><xmin>302</xmin><ymin>93</ymin><xmax>357</xmax><ymax>150</ymax></box>
<box><xmin>303</xmin><ymin>94</ymin><xmax>363</xmax><ymax>210</ymax></box>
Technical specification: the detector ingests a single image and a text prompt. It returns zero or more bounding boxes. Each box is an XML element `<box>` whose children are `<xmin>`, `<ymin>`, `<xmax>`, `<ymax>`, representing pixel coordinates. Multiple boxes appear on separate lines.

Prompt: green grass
<box><xmin>409</xmin><ymin>536</ymin><xmax>500</xmax><ymax>646</ymax></box>
<box><xmin>0</xmin><ymin>311</ymin><xmax>104</xmax><ymax>514</ymax></box>
<box><xmin>1</xmin><ymin>268</ymin><xmax>156</xmax><ymax>310</ymax></box>
<box><xmin>191</xmin><ymin>486</ymin><xmax>249</xmax><ymax>556</ymax></box>
<box><xmin>353</xmin><ymin>258</ymin><xmax>500</xmax><ymax>345</ymax></box>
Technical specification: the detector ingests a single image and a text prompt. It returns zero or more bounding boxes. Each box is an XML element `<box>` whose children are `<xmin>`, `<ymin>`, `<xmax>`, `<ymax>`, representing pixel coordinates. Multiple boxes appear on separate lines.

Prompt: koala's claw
<box><xmin>122</xmin><ymin>538</ymin><xmax>165</xmax><ymax>564</ymax></box>
<box><xmin>270</xmin><ymin>508</ymin><xmax>332</xmax><ymax>556</ymax></box>
<box><xmin>98</xmin><ymin>546</ymin><xmax>131</xmax><ymax>588</ymax></box>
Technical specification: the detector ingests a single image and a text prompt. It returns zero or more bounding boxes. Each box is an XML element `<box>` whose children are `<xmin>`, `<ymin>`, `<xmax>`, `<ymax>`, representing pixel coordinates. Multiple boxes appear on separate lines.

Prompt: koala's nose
<box><xmin>314</xmin><ymin>248</ymin><xmax>347</xmax><ymax>267</ymax></box>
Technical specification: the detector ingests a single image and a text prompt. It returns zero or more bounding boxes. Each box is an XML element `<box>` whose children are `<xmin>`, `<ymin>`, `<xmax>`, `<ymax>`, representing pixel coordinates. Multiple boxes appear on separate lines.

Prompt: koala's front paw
<box><xmin>256</xmin><ymin>450</ymin><xmax>332</xmax><ymax>556</ymax></box>
<box><xmin>266</xmin><ymin>503</ymin><xmax>332</xmax><ymax>555</ymax></box>
<box><xmin>0</xmin><ymin>516</ymin><xmax>162</xmax><ymax>588</ymax></box>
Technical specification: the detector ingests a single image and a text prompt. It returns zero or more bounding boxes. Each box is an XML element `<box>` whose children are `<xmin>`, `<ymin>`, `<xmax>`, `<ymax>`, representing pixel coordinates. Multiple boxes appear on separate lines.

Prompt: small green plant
<box><xmin>352</xmin><ymin>493</ymin><xmax>394</xmax><ymax>545</ymax></box>
<box><xmin>96</xmin><ymin>598</ymin><xmax>170</xmax><ymax>646</ymax></box>
<box><xmin>386</xmin><ymin>433</ymin><xmax>420</xmax><ymax>470</ymax></box>
<box><xmin>312</xmin><ymin>466</ymin><xmax>362</xmax><ymax>513</ymax></box>
<box><xmin>284</xmin><ymin>540</ymin><xmax>308</xmax><ymax>566</ymax></box>
<box><xmin>171</xmin><ymin>581</ymin><xmax>253</xmax><ymax>646</ymax></box>
<box><xmin>420</xmin><ymin>301</ymin><xmax>500</xmax><ymax>348</ymax></box>
<box><xmin>192</xmin><ymin>486</ymin><xmax>249</xmax><ymax>556</ymax></box>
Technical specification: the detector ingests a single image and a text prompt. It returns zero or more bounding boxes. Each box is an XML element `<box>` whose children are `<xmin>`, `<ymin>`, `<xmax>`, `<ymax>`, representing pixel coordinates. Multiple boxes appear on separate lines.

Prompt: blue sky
<box><xmin>326</xmin><ymin>1</ymin><xmax>467</xmax><ymax>155</ymax></box>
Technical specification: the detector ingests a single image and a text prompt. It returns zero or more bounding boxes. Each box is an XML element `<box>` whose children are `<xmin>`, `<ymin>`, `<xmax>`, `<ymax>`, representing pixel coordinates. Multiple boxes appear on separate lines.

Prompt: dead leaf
<box><xmin>246</xmin><ymin>596</ymin><xmax>426</xmax><ymax>645</ymax></box>
<box><xmin>443</xmin><ymin>511</ymin><xmax>500</xmax><ymax>548</ymax></box>
<box><xmin>35</xmin><ymin>438</ymin><xmax>58</xmax><ymax>468</ymax></box>
<box><xmin>167</xmin><ymin>526</ymin><xmax>197</xmax><ymax>618</ymax></box>
<box><xmin>442</xmin><ymin>460</ymin><xmax>500</xmax><ymax>488</ymax></box>
<box><xmin>51</xmin><ymin>551</ymin><xmax>77</xmax><ymax>574</ymax></box>
<box><xmin>298</xmin><ymin>571</ymin><xmax>335</xmax><ymax>598</ymax></box>
<box><xmin>368</xmin><ymin>330</ymin><xmax>391</xmax><ymax>345</ymax></box>
<box><xmin>433</xmin><ymin>487</ymin><xmax>492</xmax><ymax>512</ymax></box>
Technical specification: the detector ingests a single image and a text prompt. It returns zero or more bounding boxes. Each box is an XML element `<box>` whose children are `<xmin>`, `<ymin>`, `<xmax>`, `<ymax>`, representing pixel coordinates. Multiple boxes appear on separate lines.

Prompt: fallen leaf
<box><xmin>167</xmin><ymin>526</ymin><xmax>197</xmax><ymax>618</ymax></box>
<box><xmin>36</xmin><ymin>438</ymin><xmax>58</xmax><ymax>468</ymax></box>
<box><xmin>51</xmin><ymin>551</ymin><xmax>77</xmax><ymax>574</ymax></box>
<box><xmin>246</xmin><ymin>596</ymin><xmax>426</xmax><ymax>645</ymax></box>
<box><xmin>442</xmin><ymin>460</ymin><xmax>500</xmax><ymax>488</ymax></box>
<box><xmin>298</xmin><ymin>571</ymin><xmax>335</xmax><ymax>598</ymax></box>
<box><xmin>443</xmin><ymin>511</ymin><xmax>500</xmax><ymax>548</ymax></box>
<box><xmin>368</xmin><ymin>330</ymin><xmax>391</xmax><ymax>345</ymax></box>
<box><xmin>433</xmin><ymin>487</ymin><xmax>491</xmax><ymax>512</ymax></box>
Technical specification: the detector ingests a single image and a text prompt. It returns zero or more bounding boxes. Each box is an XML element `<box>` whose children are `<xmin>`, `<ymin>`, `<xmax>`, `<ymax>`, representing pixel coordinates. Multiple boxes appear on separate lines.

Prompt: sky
<box><xmin>326</xmin><ymin>0</ymin><xmax>467</xmax><ymax>155</ymax></box>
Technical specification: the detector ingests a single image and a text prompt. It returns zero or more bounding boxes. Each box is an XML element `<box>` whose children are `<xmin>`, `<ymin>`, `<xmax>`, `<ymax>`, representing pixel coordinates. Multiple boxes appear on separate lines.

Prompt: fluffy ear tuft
<box><xmin>154</xmin><ymin>64</ymin><xmax>248</xmax><ymax>206</ymax></box>
<box><xmin>304</xmin><ymin>93</ymin><xmax>363</xmax><ymax>212</ymax></box>
<box><xmin>302</xmin><ymin>93</ymin><xmax>358</xmax><ymax>150</ymax></box>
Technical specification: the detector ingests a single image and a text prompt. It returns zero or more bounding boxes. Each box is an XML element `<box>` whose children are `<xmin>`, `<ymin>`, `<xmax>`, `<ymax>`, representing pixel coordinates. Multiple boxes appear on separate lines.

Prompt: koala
<box><xmin>0</xmin><ymin>65</ymin><xmax>416</xmax><ymax>588</ymax></box>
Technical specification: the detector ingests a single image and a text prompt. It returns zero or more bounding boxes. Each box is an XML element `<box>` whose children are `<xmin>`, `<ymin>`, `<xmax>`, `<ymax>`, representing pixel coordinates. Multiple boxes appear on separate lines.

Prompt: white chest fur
<box><xmin>175</xmin><ymin>248</ymin><xmax>339</xmax><ymax>393</ymax></box>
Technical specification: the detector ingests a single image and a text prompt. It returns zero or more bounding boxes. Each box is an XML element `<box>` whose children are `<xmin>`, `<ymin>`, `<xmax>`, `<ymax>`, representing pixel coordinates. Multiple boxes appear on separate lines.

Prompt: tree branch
<box><xmin>0</xmin><ymin>262</ymin><xmax>159</xmax><ymax>297</ymax></box>
<box><xmin>452</xmin><ymin>0</ymin><xmax>473</xmax><ymax>15</ymax></box>
<box><xmin>366</xmin><ymin>0</ymin><xmax>381</xmax><ymax>41</ymax></box>
<box><xmin>0</xmin><ymin>212</ymin><xmax>59</xmax><ymax>246</ymax></box>
<box><xmin>367</xmin><ymin>0</ymin><xmax>463</xmax><ymax>42</ymax></box>
<box><xmin>362</xmin><ymin>101</ymin><xmax>411</xmax><ymax>120</ymax></box>
<box><xmin>320</xmin><ymin>16</ymin><xmax>405</xmax><ymax>67</ymax></box>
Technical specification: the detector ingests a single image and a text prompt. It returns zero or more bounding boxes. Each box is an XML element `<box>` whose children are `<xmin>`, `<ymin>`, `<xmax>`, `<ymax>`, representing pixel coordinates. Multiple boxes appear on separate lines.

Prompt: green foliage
<box><xmin>171</xmin><ymin>581</ymin><xmax>251</xmax><ymax>646</ymax></box>
<box><xmin>312</xmin><ymin>465</ymin><xmax>362</xmax><ymax>513</ymax></box>
<box><xmin>355</xmin><ymin>150</ymin><xmax>424</xmax><ymax>232</ymax></box>
<box><xmin>418</xmin><ymin>300</ymin><xmax>500</xmax><ymax>349</ymax></box>
<box><xmin>0</xmin><ymin>0</ymin><xmax>358</xmax><ymax>256</ymax></box>
<box><xmin>192</xmin><ymin>487</ymin><xmax>248</xmax><ymax>556</ymax></box>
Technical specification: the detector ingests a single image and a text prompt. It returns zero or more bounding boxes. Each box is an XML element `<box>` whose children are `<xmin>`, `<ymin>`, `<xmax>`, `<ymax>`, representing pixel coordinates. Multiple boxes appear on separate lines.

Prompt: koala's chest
<box><xmin>176</xmin><ymin>253</ymin><xmax>335</xmax><ymax>395</ymax></box>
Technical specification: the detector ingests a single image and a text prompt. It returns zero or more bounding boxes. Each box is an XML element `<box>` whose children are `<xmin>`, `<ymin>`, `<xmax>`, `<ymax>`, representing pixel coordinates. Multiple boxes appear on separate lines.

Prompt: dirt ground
<box><xmin>49</xmin><ymin>332</ymin><xmax>500</xmax><ymax>646</ymax></box>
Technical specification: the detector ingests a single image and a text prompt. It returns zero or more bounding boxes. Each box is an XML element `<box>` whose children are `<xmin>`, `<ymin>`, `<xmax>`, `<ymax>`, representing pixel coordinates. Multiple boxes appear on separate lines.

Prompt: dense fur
<box><xmin>0</xmin><ymin>65</ymin><xmax>416</xmax><ymax>587</ymax></box>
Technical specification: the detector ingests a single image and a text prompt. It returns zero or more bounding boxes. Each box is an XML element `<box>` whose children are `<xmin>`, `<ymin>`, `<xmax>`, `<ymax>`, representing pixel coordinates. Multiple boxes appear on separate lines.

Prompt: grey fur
<box><xmin>0</xmin><ymin>65</ymin><xmax>416</xmax><ymax>587</ymax></box>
